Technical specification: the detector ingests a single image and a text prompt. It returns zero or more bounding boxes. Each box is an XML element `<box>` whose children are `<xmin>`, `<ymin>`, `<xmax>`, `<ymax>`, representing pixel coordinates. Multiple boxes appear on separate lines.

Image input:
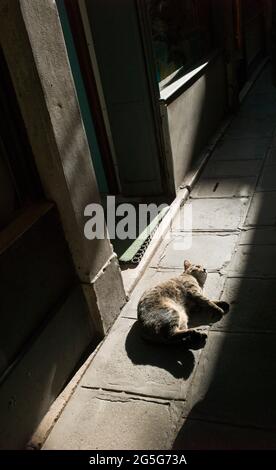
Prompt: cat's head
<box><xmin>184</xmin><ymin>260</ymin><xmax>207</xmax><ymax>287</ymax></box>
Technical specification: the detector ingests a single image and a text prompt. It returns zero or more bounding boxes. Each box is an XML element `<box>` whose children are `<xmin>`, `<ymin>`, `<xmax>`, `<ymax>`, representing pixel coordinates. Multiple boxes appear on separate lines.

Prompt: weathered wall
<box><xmin>0</xmin><ymin>207</ymin><xmax>78</xmax><ymax>376</ymax></box>
<box><xmin>0</xmin><ymin>281</ymin><xmax>95</xmax><ymax>449</ymax></box>
<box><xmin>164</xmin><ymin>54</ymin><xmax>228</xmax><ymax>191</ymax></box>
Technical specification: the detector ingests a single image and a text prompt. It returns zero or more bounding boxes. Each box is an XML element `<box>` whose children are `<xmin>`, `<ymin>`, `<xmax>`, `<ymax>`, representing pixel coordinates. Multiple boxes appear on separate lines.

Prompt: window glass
<box><xmin>147</xmin><ymin>0</ymin><xmax>213</xmax><ymax>87</ymax></box>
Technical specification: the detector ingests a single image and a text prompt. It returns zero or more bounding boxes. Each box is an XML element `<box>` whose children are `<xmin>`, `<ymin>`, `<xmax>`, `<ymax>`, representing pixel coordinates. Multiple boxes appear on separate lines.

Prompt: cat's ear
<box><xmin>184</xmin><ymin>260</ymin><xmax>191</xmax><ymax>271</ymax></box>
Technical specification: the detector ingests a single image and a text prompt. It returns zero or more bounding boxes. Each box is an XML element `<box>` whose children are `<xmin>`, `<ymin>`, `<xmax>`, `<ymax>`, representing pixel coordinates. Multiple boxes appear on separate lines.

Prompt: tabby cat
<box><xmin>137</xmin><ymin>260</ymin><xmax>229</xmax><ymax>346</ymax></box>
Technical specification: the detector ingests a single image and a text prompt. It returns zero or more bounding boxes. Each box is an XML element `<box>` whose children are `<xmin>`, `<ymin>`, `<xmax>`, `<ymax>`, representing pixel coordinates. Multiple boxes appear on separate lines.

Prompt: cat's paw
<box><xmin>186</xmin><ymin>330</ymin><xmax>207</xmax><ymax>350</ymax></box>
<box><xmin>189</xmin><ymin>329</ymin><xmax>205</xmax><ymax>339</ymax></box>
<box><xmin>215</xmin><ymin>301</ymin><xmax>230</xmax><ymax>314</ymax></box>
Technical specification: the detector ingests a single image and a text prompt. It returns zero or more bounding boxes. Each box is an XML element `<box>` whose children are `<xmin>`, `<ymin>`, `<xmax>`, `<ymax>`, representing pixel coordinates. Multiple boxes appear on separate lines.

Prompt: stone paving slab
<box><xmin>43</xmin><ymin>388</ymin><xmax>183</xmax><ymax>450</ymax></box>
<box><xmin>173</xmin><ymin>418</ymin><xmax>276</xmax><ymax>450</ymax></box>
<box><xmin>257</xmin><ymin>164</ymin><xmax>276</xmax><ymax>191</ymax></box>
<box><xmin>239</xmin><ymin>102</ymin><xmax>276</xmax><ymax>119</ymax></box>
<box><xmin>191</xmin><ymin>177</ymin><xmax>256</xmax><ymax>198</ymax></box>
<box><xmin>150</xmin><ymin>233</ymin><xmax>238</xmax><ymax>272</ymax></box>
<box><xmin>265</xmin><ymin>147</ymin><xmax>276</xmax><ymax>165</ymax></box>
<box><xmin>201</xmin><ymin>160</ymin><xmax>262</xmax><ymax>178</ymax></box>
<box><xmin>172</xmin><ymin>198</ymin><xmax>249</xmax><ymax>231</ymax></box>
<box><xmin>239</xmin><ymin>227</ymin><xmax>276</xmax><ymax>245</ymax></box>
<box><xmin>80</xmin><ymin>317</ymin><xmax>202</xmax><ymax>400</ymax></box>
<box><xmin>244</xmin><ymin>191</ymin><xmax>276</xmax><ymax>226</ymax></box>
<box><xmin>227</xmin><ymin>244</ymin><xmax>276</xmax><ymax>277</ymax></box>
<box><xmin>242</xmin><ymin>91</ymin><xmax>276</xmax><ymax>109</ymax></box>
<box><xmin>183</xmin><ymin>331</ymin><xmax>276</xmax><ymax>429</ymax></box>
<box><xmin>250</xmin><ymin>69</ymin><xmax>276</xmax><ymax>95</ymax></box>
<box><xmin>211</xmin><ymin>137</ymin><xmax>269</xmax><ymax>161</ymax></box>
<box><xmin>121</xmin><ymin>269</ymin><xmax>225</xmax><ymax>319</ymax></box>
<box><xmin>211</xmin><ymin>278</ymin><xmax>276</xmax><ymax>332</ymax></box>
<box><xmin>225</xmin><ymin>117</ymin><xmax>275</xmax><ymax>138</ymax></box>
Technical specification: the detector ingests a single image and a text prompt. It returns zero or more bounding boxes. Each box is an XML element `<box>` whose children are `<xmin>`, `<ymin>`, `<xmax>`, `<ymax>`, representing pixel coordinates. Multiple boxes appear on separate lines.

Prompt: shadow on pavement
<box><xmin>125</xmin><ymin>321</ymin><xmax>199</xmax><ymax>380</ymax></box>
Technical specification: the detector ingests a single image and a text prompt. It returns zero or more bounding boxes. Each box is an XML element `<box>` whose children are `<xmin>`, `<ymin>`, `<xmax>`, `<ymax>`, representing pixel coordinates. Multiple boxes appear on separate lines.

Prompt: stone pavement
<box><xmin>43</xmin><ymin>66</ymin><xmax>276</xmax><ymax>450</ymax></box>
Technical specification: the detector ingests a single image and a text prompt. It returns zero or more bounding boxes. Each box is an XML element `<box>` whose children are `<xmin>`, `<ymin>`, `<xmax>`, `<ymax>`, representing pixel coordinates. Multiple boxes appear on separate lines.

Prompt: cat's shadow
<box><xmin>125</xmin><ymin>321</ymin><xmax>205</xmax><ymax>380</ymax></box>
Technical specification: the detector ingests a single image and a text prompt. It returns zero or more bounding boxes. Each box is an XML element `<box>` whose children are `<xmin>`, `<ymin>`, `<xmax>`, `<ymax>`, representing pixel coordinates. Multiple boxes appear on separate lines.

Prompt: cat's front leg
<box><xmin>213</xmin><ymin>300</ymin><xmax>230</xmax><ymax>314</ymax></box>
<box><xmin>189</xmin><ymin>292</ymin><xmax>225</xmax><ymax>315</ymax></box>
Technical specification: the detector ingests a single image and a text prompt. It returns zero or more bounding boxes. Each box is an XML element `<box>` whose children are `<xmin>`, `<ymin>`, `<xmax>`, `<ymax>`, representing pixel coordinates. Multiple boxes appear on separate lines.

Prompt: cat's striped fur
<box><xmin>137</xmin><ymin>260</ymin><xmax>229</xmax><ymax>345</ymax></box>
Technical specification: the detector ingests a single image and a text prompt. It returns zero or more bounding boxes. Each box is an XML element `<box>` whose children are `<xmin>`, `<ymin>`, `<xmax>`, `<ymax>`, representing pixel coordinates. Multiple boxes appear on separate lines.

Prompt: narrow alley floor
<box><xmin>43</xmin><ymin>65</ymin><xmax>276</xmax><ymax>450</ymax></box>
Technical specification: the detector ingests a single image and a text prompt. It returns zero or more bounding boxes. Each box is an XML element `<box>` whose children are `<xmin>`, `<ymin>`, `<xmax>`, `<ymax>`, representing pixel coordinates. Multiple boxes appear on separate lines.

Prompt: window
<box><xmin>146</xmin><ymin>0</ymin><xmax>214</xmax><ymax>88</ymax></box>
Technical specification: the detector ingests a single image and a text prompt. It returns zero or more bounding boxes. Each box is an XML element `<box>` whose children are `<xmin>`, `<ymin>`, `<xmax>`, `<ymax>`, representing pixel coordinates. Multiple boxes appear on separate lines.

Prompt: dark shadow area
<box><xmin>125</xmin><ymin>321</ymin><xmax>207</xmax><ymax>380</ymax></box>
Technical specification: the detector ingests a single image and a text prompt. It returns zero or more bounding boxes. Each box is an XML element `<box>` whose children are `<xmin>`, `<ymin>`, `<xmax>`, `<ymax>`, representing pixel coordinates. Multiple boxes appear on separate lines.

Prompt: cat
<box><xmin>137</xmin><ymin>259</ymin><xmax>229</xmax><ymax>347</ymax></box>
